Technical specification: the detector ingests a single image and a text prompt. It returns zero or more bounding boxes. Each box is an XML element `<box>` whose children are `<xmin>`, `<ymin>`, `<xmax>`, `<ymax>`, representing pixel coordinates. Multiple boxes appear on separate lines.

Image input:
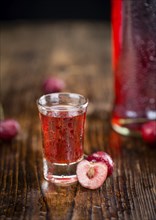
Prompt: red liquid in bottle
<box><xmin>111</xmin><ymin>0</ymin><xmax>156</xmax><ymax>135</ymax></box>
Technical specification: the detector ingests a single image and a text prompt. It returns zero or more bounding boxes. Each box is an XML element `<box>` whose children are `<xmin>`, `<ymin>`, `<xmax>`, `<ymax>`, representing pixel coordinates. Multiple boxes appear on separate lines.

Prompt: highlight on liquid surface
<box><xmin>39</xmin><ymin>105</ymin><xmax>86</xmax><ymax>164</ymax></box>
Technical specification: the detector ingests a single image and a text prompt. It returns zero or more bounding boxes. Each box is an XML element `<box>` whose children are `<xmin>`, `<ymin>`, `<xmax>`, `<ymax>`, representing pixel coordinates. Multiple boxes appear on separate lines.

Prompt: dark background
<box><xmin>1</xmin><ymin>0</ymin><xmax>111</xmax><ymax>21</ymax></box>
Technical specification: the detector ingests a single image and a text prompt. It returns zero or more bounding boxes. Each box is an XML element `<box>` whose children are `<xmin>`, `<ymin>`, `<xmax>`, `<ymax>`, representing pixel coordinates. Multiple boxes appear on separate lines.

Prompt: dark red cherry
<box><xmin>42</xmin><ymin>77</ymin><xmax>65</xmax><ymax>94</ymax></box>
<box><xmin>0</xmin><ymin>119</ymin><xmax>20</xmax><ymax>140</ymax></box>
<box><xmin>141</xmin><ymin>121</ymin><xmax>156</xmax><ymax>144</ymax></box>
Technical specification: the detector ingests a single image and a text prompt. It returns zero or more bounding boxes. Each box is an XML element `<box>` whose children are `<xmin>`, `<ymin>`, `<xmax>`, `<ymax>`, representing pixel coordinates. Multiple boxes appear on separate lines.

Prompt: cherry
<box><xmin>76</xmin><ymin>159</ymin><xmax>108</xmax><ymax>189</ymax></box>
<box><xmin>42</xmin><ymin>77</ymin><xmax>65</xmax><ymax>94</ymax></box>
<box><xmin>0</xmin><ymin>119</ymin><xmax>20</xmax><ymax>140</ymax></box>
<box><xmin>141</xmin><ymin>121</ymin><xmax>156</xmax><ymax>144</ymax></box>
<box><xmin>86</xmin><ymin>151</ymin><xmax>114</xmax><ymax>177</ymax></box>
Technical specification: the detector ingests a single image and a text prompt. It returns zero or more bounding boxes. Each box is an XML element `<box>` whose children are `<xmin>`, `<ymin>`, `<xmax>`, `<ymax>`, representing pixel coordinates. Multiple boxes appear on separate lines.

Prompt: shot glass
<box><xmin>37</xmin><ymin>93</ymin><xmax>88</xmax><ymax>184</ymax></box>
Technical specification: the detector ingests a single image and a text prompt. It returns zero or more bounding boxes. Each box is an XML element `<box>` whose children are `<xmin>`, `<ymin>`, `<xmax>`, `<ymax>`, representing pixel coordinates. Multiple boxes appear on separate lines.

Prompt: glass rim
<box><xmin>37</xmin><ymin>92</ymin><xmax>88</xmax><ymax>112</ymax></box>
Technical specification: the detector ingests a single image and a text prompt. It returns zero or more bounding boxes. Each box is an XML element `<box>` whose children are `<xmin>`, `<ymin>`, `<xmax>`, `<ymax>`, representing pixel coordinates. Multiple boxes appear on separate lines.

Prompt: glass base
<box><xmin>43</xmin><ymin>157</ymin><xmax>83</xmax><ymax>185</ymax></box>
<box><xmin>111</xmin><ymin>122</ymin><xmax>140</xmax><ymax>136</ymax></box>
<box><xmin>112</xmin><ymin>110</ymin><xmax>156</xmax><ymax>136</ymax></box>
<box><xmin>111</xmin><ymin>117</ymin><xmax>149</xmax><ymax>137</ymax></box>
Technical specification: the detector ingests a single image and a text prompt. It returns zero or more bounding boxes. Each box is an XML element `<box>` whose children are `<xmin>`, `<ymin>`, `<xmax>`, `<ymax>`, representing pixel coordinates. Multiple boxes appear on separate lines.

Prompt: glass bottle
<box><xmin>111</xmin><ymin>0</ymin><xmax>156</xmax><ymax>136</ymax></box>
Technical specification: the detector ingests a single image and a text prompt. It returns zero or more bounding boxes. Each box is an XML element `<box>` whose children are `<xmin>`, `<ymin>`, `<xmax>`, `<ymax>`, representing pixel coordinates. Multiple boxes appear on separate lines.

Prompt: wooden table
<box><xmin>0</xmin><ymin>21</ymin><xmax>156</xmax><ymax>220</ymax></box>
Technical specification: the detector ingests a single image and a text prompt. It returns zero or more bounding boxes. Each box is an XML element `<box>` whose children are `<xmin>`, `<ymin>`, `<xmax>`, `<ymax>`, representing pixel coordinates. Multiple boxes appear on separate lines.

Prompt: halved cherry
<box><xmin>76</xmin><ymin>159</ymin><xmax>108</xmax><ymax>189</ymax></box>
<box><xmin>86</xmin><ymin>151</ymin><xmax>114</xmax><ymax>176</ymax></box>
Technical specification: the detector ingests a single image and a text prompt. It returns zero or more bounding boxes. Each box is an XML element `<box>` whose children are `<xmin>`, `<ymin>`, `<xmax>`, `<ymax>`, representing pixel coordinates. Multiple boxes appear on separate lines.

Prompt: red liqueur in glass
<box><xmin>37</xmin><ymin>93</ymin><xmax>88</xmax><ymax>184</ymax></box>
<box><xmin>40</xmin><ymin>110</ymin><xmax>86</xmax><ymax>164</ymax></box>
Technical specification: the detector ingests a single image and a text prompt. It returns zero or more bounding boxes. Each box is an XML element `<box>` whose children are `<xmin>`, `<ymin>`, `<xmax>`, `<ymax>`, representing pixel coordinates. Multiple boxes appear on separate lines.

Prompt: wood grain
<box><xmin>0</xmin><ymin>21</ymin><xmax>156</xmax><ymax>220</ymax></box>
